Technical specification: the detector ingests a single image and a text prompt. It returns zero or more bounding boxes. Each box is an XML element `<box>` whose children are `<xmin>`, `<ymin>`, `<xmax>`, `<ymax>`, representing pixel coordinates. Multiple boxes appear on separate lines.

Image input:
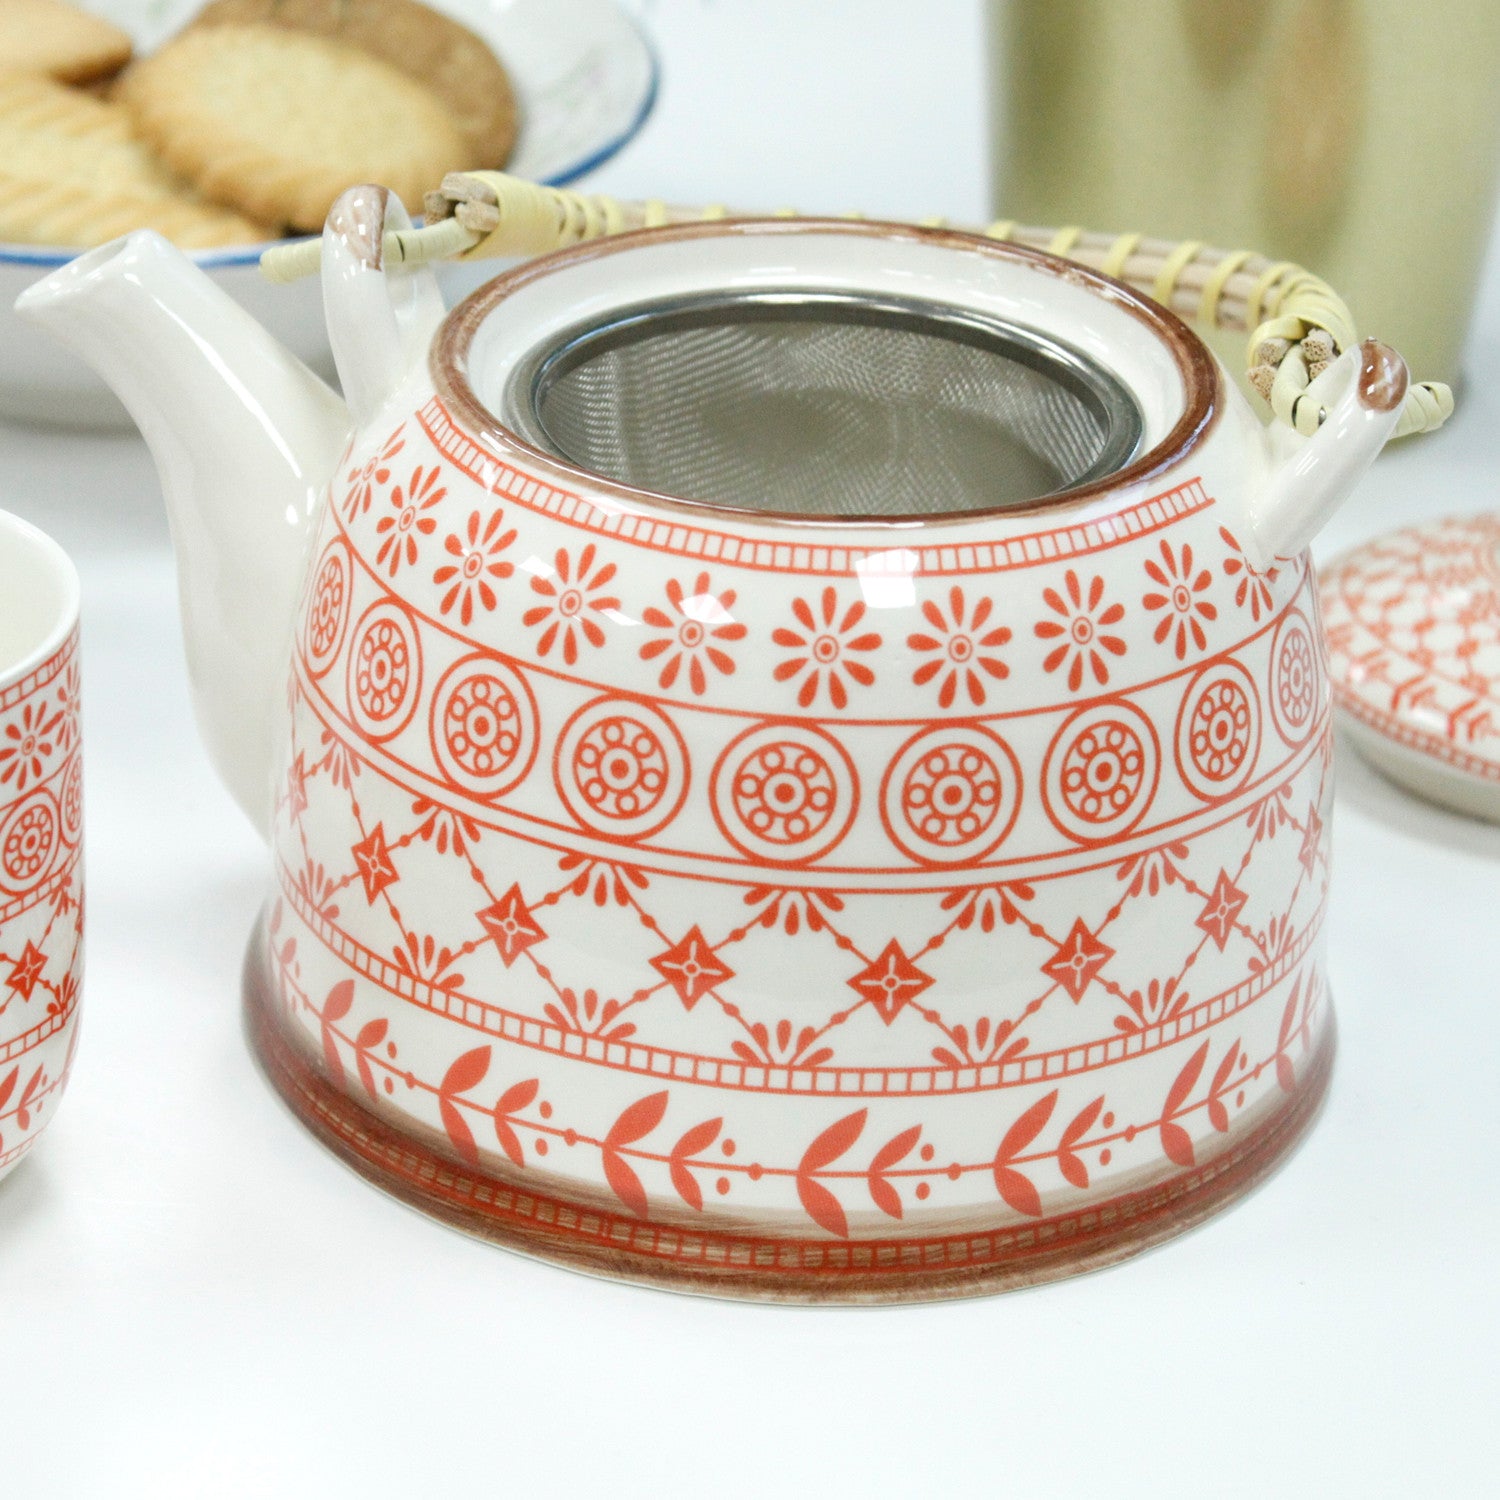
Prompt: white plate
<box><xmin>0</xmin><ymin>0</ymin><xmax>658</xmax><ymax>427</ymax></box>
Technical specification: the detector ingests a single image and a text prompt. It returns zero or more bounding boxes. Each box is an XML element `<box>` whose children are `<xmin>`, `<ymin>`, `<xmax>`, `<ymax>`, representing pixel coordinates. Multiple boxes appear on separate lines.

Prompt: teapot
<box><xmin>18</xmin><ymin>185</ymin><xmax>1415</xmax><ymax>1301</ymax></box>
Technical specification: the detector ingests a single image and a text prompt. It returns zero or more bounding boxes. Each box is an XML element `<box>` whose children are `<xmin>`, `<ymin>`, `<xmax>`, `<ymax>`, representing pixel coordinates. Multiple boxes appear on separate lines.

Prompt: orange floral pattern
<box><xmin>772</xmin><ymin>587</ymin><xmax>881</xmax><ymax>709</ymax></box>
<box><xmin>343</xmin><ymin>427</ymin><xmax>405</xmax><ymax>519</ymax></box>
<box><xmin>907</xmin><ymin>587</ymin><xmax>1011</xmax><ymax>708</ymax></box>
<box><xmin>1143</xmin><ymin>540</ymin><xmax>1217</xmax><ymax>658</ymax></box>
<box><xmin>639</xmin><ymin>572</ymin><xmax>748</xmax><ymax>695</ymax></box>
<box><xmin>1220</xmin><ymin>526</ymin><xmax>1278</xmax><ymax>621</ymax></box>
<box><xmin>374</xmin><ymin>464</ymin><xmax>444</xmax><ymax>576</ymax></box>
<box><xmin>1035</xmin><ymin>571</ymin><xmax>1127</xmax><ymax>691</ymax></box>
<box><xmin>522</xmin><ymin>545</ymin><xmax>621</xmax><ymax>664</ymax></box>
<box><xmin>0</xmin><ymin>700</ymin><xmax>64</xmax><ymax>792</ymax></box>
<box><xmin>433</xmin><ymin>508</ymin><xmax>516</xmax><ymax>625</ymax></box>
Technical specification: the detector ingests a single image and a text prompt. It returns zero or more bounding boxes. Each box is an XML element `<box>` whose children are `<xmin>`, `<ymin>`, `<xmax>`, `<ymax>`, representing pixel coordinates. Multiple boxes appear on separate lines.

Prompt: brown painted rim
<box><xmin>244</xmin><ymin>915</ymin><xmax>1332</xmax><ymax>1305</ymax></box>
<box><xmin>431</xmin><ymin>219</ymin><xmax>1220</xmax><ymax>531</ymax></box>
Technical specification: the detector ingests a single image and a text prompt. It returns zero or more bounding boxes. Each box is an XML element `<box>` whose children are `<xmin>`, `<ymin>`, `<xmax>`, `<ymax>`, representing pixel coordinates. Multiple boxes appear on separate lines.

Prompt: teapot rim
<box><xmin>430</xmin><ymin>217</ymin><xmax>1222</xmax><ymax>531</ymax></box>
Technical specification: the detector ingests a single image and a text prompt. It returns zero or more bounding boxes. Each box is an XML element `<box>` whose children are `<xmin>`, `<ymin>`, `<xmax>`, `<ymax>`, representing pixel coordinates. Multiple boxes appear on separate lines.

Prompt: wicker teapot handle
<box><xmin>262</xmin><ymin>172</ymin><xmax>1453</xmax><ymax>442</ymax></box>
<box><xmin>319</xmin><ymin>187</ymin><xmax>446</xmax><ymax>425</ymax></box>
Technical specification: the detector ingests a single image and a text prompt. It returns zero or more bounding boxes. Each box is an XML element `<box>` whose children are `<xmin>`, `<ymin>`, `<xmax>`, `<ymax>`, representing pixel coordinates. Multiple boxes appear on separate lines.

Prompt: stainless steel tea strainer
<box><xmin>502</xmin><ymin>290</ymin><xmax>1145</xmax><ymax>519</ymax></box>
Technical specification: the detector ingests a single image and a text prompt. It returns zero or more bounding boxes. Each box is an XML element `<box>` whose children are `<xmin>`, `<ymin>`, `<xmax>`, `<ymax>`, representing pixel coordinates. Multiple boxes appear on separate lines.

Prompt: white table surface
<box><xmin>3</xmin><ymin>3</ymin><xmax>1498</xmax><ymax>1494</ymax></box>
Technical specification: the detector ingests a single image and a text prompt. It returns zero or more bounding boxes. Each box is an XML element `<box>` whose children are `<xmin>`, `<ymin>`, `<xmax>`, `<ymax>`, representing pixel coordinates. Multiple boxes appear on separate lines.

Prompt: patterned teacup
<box><xmin>0</xmin><ymin>509</ymin><xmax>83</xmax><ymax>1181</ymax></box>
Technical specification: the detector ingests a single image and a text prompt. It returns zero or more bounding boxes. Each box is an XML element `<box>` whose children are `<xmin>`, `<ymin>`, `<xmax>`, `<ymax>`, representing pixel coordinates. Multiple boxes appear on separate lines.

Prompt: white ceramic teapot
<box><xmin>18</xmin><ymin>187</ymin><xmax>1413</xmax><ymax>1300</ymax></box>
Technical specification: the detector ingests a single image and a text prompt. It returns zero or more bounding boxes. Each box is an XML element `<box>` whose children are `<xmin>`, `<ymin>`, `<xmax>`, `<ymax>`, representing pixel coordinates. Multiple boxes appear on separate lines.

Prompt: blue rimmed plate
<box><xmin>0</xmin><ymin>0</ymin><xmax>658</xmax><ymax>425</ymax></box>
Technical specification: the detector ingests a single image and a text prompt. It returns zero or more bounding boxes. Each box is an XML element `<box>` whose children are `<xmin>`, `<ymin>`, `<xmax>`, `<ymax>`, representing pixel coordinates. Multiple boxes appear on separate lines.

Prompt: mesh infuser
<box><xmin>503</xmin><ymin>291</ymin><xmax>1145</xmax><ymax>519</ymax></box>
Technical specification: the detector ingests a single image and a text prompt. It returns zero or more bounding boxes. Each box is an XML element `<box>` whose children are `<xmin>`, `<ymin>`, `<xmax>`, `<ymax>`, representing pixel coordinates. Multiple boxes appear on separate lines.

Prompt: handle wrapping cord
<box><xmin>260</xmin><ymin>171</ymin><xmax>1453</xmax><ymax>440</ymax></box>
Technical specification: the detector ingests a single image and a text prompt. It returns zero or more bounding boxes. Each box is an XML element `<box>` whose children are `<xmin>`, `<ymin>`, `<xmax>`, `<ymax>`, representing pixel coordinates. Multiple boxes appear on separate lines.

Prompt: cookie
<box><xmin>117</xmin><ymin>24</ymin><xmax>469</xmax><ymax>230</ymax></box>
<box><xmin>191</xmin><ymin>0</ymin><xmax>517</xmax><ymax>167</ymax></box>
<box><xmin>0</xmin><ymin>71</ymin><xmax>270</xmax><ymax>247</ymax></box>
<box><xmin>0</xmin><ymin>0</ymin><xmax>132</xmax><ymax>84</ymax></box>
<box><xmin>0</xmin><ymin>67</ymin><xmax>136</xmax><ymax>153</ymax></box>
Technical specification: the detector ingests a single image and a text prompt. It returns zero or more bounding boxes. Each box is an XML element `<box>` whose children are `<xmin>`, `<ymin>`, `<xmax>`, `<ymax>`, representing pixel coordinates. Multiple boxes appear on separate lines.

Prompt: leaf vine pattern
<box><xmin>602</xmin><ymin>1090</ymin><xmax>669</xmax><ymax>1219</ymax></box>
<box><xmin>291</xmin><ymin>954</ymin><xmax>1326</xmax><ymax>1240</ymax></box>
<box><xmin>493</xmin><ymin>1077</ymin><xmax>540</xmax><ymax>1167</ymax></box>
<box><xmin>438</xmin><ymin>1045</ymin><xmax>492</xmax><ymax>1166</ymax></box>
<box><xmin>992</xmin><ymin>1090</ymin><xmax>1056</xmax><ymax>1217</ymax></box>
<box><xmin>796</xmin><ymin>1108</ymin><xmax>866</xmax><ymax>1237</ymax></box>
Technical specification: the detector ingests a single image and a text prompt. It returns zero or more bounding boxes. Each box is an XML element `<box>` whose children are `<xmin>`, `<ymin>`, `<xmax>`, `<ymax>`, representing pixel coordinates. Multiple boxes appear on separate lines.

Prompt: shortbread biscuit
<box><xmin>0</xmin><ymin>0</ymin><xmax>132</xmax><ymax>84</ymax></box>
<box><xmin>0</xmin><ymin>68</ymin><xmax>137</xmax><ymax>154</ymax></box>
<box><xmin>118</xmin><ymin>24</ymin><xmax>470</xmax><ymax>230</ymax></box>
<box><xmin>0</xmin><ymin>71</ymin><xmax>270</xmax><ymax>246</ymax></box>
<box><xmin>192</xmin><ymin>0</ymin><xmax>516</xmax><ymax>167</ymax></box>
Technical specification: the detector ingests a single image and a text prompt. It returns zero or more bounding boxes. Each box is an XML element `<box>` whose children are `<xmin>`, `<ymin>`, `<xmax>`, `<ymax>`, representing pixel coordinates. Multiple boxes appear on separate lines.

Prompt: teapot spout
<box><xmin>16</xmin><ymin>232</ymin><xmax>350</xmax><ymax>839</ymax></box>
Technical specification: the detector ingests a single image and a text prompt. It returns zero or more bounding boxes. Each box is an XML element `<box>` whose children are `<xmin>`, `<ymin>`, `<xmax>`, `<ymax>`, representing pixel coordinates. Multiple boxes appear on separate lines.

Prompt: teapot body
<box><xmin>254</xmin><ymin>223</ymin><xmax>1334</xmax><ymax>1298</ymax></box>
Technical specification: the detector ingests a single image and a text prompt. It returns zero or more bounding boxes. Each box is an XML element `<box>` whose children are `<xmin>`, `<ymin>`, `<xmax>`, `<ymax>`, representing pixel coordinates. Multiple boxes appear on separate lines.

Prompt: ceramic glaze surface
<box><xmin>1322</xmin><ymin>514</ymin><xmax>1500</xmax><ymax>821</ymax></box>
<box><xmin>0</xmin><ymin>519</ymin><xmax>83</xmax><ymax>1180</ymax></box>
<box><xmin>21</xmin><ymin>213</ymin><xmax>1404</xmax><ymax>1296</ymax></box>
<box><xmin>267</xmin><ymin>397</ymin><xmax>1334</xmax><ymax>1273</ymax></box>
<box><xmin>240</xmin><ymin>224</ymin><xmax>1352</xmax><ymax>1294</ymax></box>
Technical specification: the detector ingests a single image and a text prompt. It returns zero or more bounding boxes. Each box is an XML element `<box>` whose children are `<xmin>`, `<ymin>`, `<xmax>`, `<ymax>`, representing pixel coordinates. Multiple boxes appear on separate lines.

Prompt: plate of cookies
<box><xmin>0</xmin><ymin>0</ymin><xmax>658</xmax><ymax>424</ymax></box>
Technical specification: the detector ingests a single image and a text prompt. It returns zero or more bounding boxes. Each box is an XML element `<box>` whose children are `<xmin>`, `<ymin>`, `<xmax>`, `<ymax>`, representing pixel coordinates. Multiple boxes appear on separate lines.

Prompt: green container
<box><xmin>989</xmin><ymin>0</ymin><xmax>1500</xmax><ymax>385</ymax></box>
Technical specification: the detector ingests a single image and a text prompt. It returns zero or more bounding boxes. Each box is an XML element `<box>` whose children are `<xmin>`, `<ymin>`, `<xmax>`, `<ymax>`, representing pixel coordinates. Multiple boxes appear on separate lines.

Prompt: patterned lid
<box><xmin>1321</xmin><ymin>514</ymin><xmax>1500</xmax><ymax>821</ymax></box>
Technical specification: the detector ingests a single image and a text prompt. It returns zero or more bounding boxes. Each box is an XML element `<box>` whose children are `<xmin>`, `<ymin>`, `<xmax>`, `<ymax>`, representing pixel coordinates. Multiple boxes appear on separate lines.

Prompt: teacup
<box><xmin>0</xmin><ymin>510</ymin><xmax>83</xmax><ymax>1180</ymax></box>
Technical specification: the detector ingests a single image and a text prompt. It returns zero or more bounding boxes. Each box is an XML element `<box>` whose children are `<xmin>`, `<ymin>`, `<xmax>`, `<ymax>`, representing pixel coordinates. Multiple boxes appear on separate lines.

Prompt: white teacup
<box><xmin>0</xmin><ymin>510</ymin><xmax>83</xmax><ymax>1180</ymax></box>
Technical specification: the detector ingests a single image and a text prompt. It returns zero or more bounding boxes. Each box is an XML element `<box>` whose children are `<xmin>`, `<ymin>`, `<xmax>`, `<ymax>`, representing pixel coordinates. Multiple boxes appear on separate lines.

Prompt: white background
<box><xmin>2</xmin><ymin>2</ymin><xmax>1497</xmax><ymax>1494</ymax></box>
